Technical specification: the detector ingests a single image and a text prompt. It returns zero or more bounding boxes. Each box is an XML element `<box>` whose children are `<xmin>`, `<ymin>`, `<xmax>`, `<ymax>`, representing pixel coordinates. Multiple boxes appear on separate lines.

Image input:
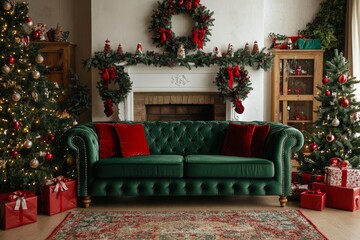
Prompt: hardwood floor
<box><xmin>1</xmin><ymin>196</ymin><xmax>359</xmax><ymax>240</ymax></box>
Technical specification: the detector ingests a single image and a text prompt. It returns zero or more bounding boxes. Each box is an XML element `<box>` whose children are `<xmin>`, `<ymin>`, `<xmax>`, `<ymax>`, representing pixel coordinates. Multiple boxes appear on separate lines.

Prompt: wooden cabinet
<box><xmin>35</xmin><ymin>41</ymin><xmax>76</xmax><ymax>88</ymax></box>
<box><xmin>271</xmin><ymin>50</ymin><xmax>324</xmax><ymax>132</ymax></box>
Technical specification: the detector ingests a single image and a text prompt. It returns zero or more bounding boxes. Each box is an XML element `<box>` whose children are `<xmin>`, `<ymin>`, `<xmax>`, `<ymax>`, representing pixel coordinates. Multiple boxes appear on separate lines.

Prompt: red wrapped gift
<box><xmin>0</xmin><ymin>190</ymin><xmax>37</xmax><ymax>230</ymax></box>
<box><xmin>300</xmin><ymin>189</ymin><xmax>326</xmax><ymax>211</ymax></box>
<box><xmin>291</xmin><ymin>171</ymin><xmax>324</xmax><ymax>188</ymax></box>
<box><xmin>325</xmin><ymin>166</ymin><xmax>360</xmax><ymax>187</ymax></box>
<box><xmin>312</xmin><ymin>182</ymin><xmax>360</xmax><ymax>211</ymax></box>
<box><xmin>41</xmin><ymin>176</ymin><xmax>77</xmax><ymax>215</ymax></box>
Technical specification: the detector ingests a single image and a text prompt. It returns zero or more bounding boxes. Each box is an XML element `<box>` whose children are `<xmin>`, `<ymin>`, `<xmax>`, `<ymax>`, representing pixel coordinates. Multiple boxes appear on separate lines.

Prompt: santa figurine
<box><xmin>135</xmin><ymin>43</ymin><xmax>143</xmax><ymax>57</ymax></box>
<box><xmin>177</xmin><ymin>44</ymin><xmax>186</xmax><ymax>59</ymax></box>
<box><xmin>226</xmin><ymin>43</ymin><xmax>234</xmax><ymax>57</ymax></box>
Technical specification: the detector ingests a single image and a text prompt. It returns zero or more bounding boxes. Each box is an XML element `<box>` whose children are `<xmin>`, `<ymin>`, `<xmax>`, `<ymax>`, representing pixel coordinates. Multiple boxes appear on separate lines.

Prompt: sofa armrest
<box><xmin>65</xmin><ymin>123</ymin><xmax>98</xmax><ymax>197</ymax></box>
<box><xmin>263</xmin><ymin>122</ymin><xmax>304</xmax><ymax>196</ymax></box>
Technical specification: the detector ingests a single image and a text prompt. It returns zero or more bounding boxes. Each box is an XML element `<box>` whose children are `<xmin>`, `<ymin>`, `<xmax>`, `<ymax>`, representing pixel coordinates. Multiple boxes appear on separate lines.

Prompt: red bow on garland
<box><xmin>102</xmin><ymin>67</ymin><xmax>116</xmax><ymax>88</ymax></box>
<box><xmin>9</xmin><ymin>190</ymin><xmax>28</xmax><ymax>210</ymax></box>
<box><xmin>192</xmin><ymin>29</ymin><xmax>206</xmax><ymax>49</ymax></box>
<box><xmin>226</xmin><ymin>66</ymin><xmax>241</xmax><ymax>89</ymax></box>
<box><xmin>192</xmin><ymin>0</ymin><xmax>200</xmax><ymax>8</ymax></box>
<box><xmin>159</xmin><ymin>28</ymin><xmax>172</xmax><ymax>44</ymax></box>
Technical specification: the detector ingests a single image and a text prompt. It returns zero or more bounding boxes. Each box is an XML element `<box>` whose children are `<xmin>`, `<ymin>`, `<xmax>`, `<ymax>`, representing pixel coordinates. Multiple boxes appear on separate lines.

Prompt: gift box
<box><xmin>300</xmin><ymin>189</ymin><xmax>326</xmax><ymax>211</ymax></box>
<box><xmin>291</xmin><ymin>171</ymin><xmax>324</xmax><ymax>188</ymax></box>
<box><xmin>0</xmin><ymin>190</ymin><xmax>37</xmax><ymax>230</ymax></box>
<box><xmin>289</xmin><ymin>183</ymin><xmax>308</xmax><ymax>200</ymax></box>
<box><xmin>312</xmin><ymin>182</ymin><xmax>360</xmax><ymax>211</ymax></box>
<box><xmin>325</xmin><ymin>166</ymin><xmax>360</xmax><ymax>187</ymax></box>
<box><xmin>41</xmin><ymin>176</ymin><xmax>77</xmax><ymax>215</ymax></box>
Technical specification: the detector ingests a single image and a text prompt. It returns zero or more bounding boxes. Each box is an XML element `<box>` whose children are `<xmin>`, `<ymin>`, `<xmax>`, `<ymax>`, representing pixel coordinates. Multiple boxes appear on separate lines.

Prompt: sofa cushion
<box><xmin>251</xmin><ymin>124</ymin><xmax>270</xmax><ymax>157</ymax></box>
<box><xmin>221</xmin><ymin>123</ymin><xmax>256</xmax><ymax>157</ymax></box>
<box><xmin>114</xmin><ymin>123</ymin><xmax>150</xmax><ymax>158</ymax></box>
<box><xmin>94</xmin><ymin>155</ymin><xmax>184</xmax><ymax>178</ymax></box>
<box><xmin>94</xmin><ymin>123</ymin><xmax>121</xmax><ymax>159</ymax></box>
<box><xmin>185</xmin><ymin>155</ymin><xmax>274</xmax><ymax>178</ymax></box>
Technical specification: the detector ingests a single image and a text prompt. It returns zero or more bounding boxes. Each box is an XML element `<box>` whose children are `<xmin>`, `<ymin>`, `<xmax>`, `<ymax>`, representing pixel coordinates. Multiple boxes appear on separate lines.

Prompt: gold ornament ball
<box><xmin>1</xmin><ymin>64</ymin><xmax>10</xmax><ymax>74</ymax></box>
<box><xmin>23</xmin><ymin>140</ymin><xmax>33</xmax><ymax>149</ymax></box>
<box><xmin>53</xmin><ymin>164</ymin><xmax>60</xmax><ymax>172</ymax></box>
<box><xmin>3</xmin><ymin>2</ymin><xmax>11</xmax><ymax>11</ymax></box>
<box><xmin>12</xmin><ymin>92</ymin><xmax>21</xmax><ymax>101</ymax></box>
<box><xmin>29</xmin><ymin>158</ymin><xmax>39</xmax><ymax>168</ymax></box>
<box><xmin>32</xmin><ymin>70</ymin><xmax>40</xmax><ymax>79</ymax></box>
<box><xmin>35</xmin><ymin>54</ymin><xmax>44</xmax><ymax>64</ymax></box>
<box><xmin>66</xmin><ymin>155</ymin><xmax>75</xmax><ymax>165</ymax></box>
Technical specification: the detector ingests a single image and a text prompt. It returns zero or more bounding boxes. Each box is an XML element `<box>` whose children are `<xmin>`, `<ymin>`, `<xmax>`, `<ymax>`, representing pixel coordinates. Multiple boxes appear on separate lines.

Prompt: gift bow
<box><xmin>158</xmin><ymin>28</ymin><xmax>172</xmax><ymax>44</ymax></box>
<box><xmin>192</xmin><ymin>29</ymin><xmax>206</xmax><ymax>49</ymax></box>
<box><xmin>329</xmin><ymin>158</ymin><xmax>351</xmax><ymax>169</ymax></box>
<box><xmin>9</xmin><ymin>191</ymin><xmax>28</xmax><ymax>210</ymax></box>
<box><xmin>45</xmin><ymin>176</ymin><xmax>69</xmax><ymax>192</ymax></box>
<box><xmin>305</xmin><ymin>189</ymin><xmax>322</xmax><ymax>195</ymax></box>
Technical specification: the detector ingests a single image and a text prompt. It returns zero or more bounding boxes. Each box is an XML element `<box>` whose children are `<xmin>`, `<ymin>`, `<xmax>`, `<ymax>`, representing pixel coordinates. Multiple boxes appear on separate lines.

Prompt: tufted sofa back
<box><xmin>141</xmin><ymin>121</ymin><xmax>228</xmax><ymax>155</ymax></box>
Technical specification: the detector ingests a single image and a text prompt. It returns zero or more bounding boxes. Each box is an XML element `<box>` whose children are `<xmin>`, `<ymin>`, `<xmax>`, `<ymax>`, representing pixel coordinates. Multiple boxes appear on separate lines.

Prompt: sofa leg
<box><xmin>82</xmin><ymin>196</ymin><xmax>91</xmax><ymax>208</ymax></box>
<box><xmin>279</xmin><ymin>195</ymin><xmax>288</xmax><ymax>207</ymax></box>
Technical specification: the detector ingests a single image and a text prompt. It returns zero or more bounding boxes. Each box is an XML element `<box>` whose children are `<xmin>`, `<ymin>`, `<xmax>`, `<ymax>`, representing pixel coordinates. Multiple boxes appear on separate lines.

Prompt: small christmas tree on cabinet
<box><xmin>0</xmin><ymin>0</ymin><xmax>72</xmax><ymax>192</ymax></box>
<box><xmin>296</xmin><ymin>50</ymin><xmax>360</xmax><ymax>173</ymax></box>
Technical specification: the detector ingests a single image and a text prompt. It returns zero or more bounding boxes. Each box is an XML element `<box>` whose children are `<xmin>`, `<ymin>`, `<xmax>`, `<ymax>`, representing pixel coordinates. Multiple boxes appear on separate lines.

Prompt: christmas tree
<box><xmin>0</xmin><ymin>0</ymin><xmax>72</xmax><ymax>192</ymax></box>
<box><xmin>296</xmin><ymin>50</ymin><xmax>360</xmax><ymax>173</ymax></box>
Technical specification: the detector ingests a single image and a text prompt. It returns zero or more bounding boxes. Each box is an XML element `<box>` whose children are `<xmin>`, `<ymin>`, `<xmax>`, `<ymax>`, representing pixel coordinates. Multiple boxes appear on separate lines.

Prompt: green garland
<box><xmin>84</xmin><ymin>45</ymin><xmax>273</xmax><ymax>117</ymax></box>
<box><xmin>149</xmin><ymin>0</ymin><xmax>215</xmax><ymax>53</ymax></box>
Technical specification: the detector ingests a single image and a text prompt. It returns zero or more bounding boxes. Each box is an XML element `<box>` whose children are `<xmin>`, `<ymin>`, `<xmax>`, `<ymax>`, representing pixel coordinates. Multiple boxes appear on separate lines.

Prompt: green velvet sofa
<box><xmin>65</xmin><ymin>121</ymin><xmax>303</xmax><ymax>208</ymax></box>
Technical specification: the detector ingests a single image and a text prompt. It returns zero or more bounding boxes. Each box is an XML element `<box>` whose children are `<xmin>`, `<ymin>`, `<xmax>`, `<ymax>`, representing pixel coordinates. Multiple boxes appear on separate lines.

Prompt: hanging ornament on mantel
<box><xmin>332</xmin><ymin>116</ymin><xmax>340</xmax><ymax>127</ymax></box>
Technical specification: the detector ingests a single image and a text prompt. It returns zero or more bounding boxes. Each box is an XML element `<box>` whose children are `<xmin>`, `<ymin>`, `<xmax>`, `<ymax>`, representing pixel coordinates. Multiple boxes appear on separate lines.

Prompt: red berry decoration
<box><xmin>31</xmin><ymin>30</ymin><xmax>40</xmax><ymax>40</ymax></box>
<box><xmin>309</xmin><ymin>143</ymin><xmax>318</xmax><ymax>152</ymax></box>
<box><xmin>322</xmin><ymin>76</ymin><xmax>329</xmax><ymax>84</ymax></box>
<box><xmin>325</xmin><ymin>90</ymin><xmax>331</xmax><ymax>97</ymax></box>
<box><xmin>8</xmin><ymin>56</ymin><xmax>15</xmax><ymax>65</ymax></box>
<box><xmin>10</xmin><ymin>149</ymin><xmax>18</xmax><ymax>158</ymax></box>
<box><xmin>45</xmin><ymin>153</ymin><xmax>53</xmax><ymax>161</ymax></box>
<box><xmin>338</xmin><ymin>74</ymin><xmax>347</xmax><ymax>84</ymax></box>
<box><xmin>340</xmin><ymin>98</ymin><xmax>349</xmax><ymax>108</ymax></box>
<box><xmin>11</xmin><ymin>120</ymin><xmax>21</xmax><ymax>130</ymax></box>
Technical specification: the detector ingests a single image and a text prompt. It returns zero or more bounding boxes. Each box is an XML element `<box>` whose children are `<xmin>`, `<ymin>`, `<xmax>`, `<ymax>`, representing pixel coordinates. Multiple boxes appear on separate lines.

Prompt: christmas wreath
<box><xmin>149</xmin><ymin>0</ymin><xmax>215</xmax><ymax>53</ymax></box>
<box><xmin>214</xmin><ymin>66</ymin><xmax>253</xmax><ymax>114</ymax></box>
<box><xmin>97</xmin><ymin>65</ymin><xmax>132</xmax><ymax>117</ymax></box>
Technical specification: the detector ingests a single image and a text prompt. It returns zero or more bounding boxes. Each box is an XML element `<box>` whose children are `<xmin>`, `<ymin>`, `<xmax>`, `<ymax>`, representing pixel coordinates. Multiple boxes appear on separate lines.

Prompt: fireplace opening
<box><xmin>146</xmin><ymin>104</ymin><xmax>214</xmax><ymax>121</ymax></box>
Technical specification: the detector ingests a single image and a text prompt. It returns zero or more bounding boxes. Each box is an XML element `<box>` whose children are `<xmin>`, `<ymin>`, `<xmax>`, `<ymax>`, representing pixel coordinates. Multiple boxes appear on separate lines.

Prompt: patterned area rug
<box><xmin>46</xmin><ymin>209</ymin><xmax>327</xmax><ymax>240</ymax></box>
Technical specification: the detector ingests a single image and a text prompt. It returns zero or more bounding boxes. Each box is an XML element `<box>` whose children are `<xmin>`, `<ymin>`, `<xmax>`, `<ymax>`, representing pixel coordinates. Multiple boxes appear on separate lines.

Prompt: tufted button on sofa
<box><xmin>65</xmin><ymin>121</ymin><xmax>303</xmax><ymax>208</ymax></box>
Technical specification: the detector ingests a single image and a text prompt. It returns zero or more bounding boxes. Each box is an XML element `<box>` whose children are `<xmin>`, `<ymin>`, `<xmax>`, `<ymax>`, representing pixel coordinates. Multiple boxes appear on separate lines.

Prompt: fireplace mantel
<box><xmin>118</xmin><ymin>65</ymin><xmax>235</xmax><ymax>120</ymax></box>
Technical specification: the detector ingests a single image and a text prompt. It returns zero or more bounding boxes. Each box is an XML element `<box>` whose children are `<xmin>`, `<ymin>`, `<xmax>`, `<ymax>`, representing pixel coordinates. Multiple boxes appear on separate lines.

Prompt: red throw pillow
<box><xmin>94</xmin><ymin>123</ymin><xmax>121</xmax><ymax>159</ymax></box>
<box><xmin>251</xmin><ymin>124</ymin><xmax>270</xmax><ymax>157</ymax></box>
<box><xmin>114</xmin><ymin>123</ymin><xmax>150</xmax><ymax>158</ymax></box>
<box><xmin>221</xmin><ymin>122</ymin><xmax>256</xmax><ymax>157</ymax></box>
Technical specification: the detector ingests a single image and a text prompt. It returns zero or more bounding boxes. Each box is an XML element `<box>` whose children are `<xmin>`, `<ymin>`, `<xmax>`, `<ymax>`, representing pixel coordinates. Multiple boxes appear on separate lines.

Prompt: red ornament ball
<box><xmin>325</xmin><ymin>90</ymin><xmax>331</xmax><ymax>97</ymax></box>
<box><xmin>309</xmin><ymin>143</ymin><xmax>318</xmax><ymax>152</ymax></box>
<box><xmin>338</xmin><ymin>74</ymin><xmax>347</xmax><ymax>84</ymax></box>
<box><xmin>8</xmin><ymin>56</ymin><xmax>15</xmax><ymax>65</ymax></box>
<box><xmin>322</xmin><ymin>76</ymin><xmax>329</xmax><ymax>84</ymax></box>
<box><xmin>48</xmin><ymin>134</ymin><xmax>55</xmax><ymax>143</ymax></box>
<box><xmin>10</xmin><ymin>149</ymin><xmax>18</xmax><ymax>158</ymax></box>
<box><xmin>31</xmin><ymin>30</ymin><xmax>40</xmax><ymax>40</ymax></box>
<box><xmin>45</xmin><ymin>153</ymin><xmax>53</xmax><ymax>161</ymax></box>
<box><xmin>326</xmin><ymin>133</ymin><xmax>336</xmax><ymax>142</ymax></box>
<box><xmin>340</xmin><ymin>98</ymin><xmax>349</xmax><ymax>108</ymax></box>
<box><xmin>11</xmin><ymin>120</ymin><xmax>21</xmax><ymax>130</ymax></box>
<box><xmin>25</xmin><ymin>16</ymin><xmax>32</xmax><ymax>23</ymax></box>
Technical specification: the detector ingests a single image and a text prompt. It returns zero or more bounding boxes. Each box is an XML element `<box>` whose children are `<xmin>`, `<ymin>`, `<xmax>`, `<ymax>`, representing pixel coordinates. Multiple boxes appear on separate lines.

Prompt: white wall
<box><xmin>27</xmin><ymin>0</ymin><xmax>322</xmax><ymax>122</ymax></box>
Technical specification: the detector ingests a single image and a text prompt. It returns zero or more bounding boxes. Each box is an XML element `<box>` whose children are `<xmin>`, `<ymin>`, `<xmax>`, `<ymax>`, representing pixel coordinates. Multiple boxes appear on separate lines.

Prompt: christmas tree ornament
<box><xmin>331</xmin><ymin>116</ymin><xmax>340</xmax><ymax>127</ymax></box>
<box><xmin>0</xmin><ymin>159</ymin><xmax>6</xmax><ymax>169</ymax></box>
<box><xmin>3</xmin><ymin>1</ymin><xmax>11</xmax><ymax>11</ymax></box>
<box><xmin>29</xmin><ymin>158</ymin><xmax>39</xmax><ymax>168</ymax></box>
<box><xmin>103</xmin><ymin>39</ymin><xmax>111</xmax><ymax>55</ymax></box>
<box><xmin>322</xmin><ymin>75</ymin><xmax>329</xmax><ymax>84</ymax></box>
<box><xmin>66</xmin><ymin>155</ymin><xmax>75</xmax><ymax>165</ymax></box>
<box><xmin>73</xmin><ymin>119</ymin><xmax>78</xmax><ymax>125</ymax></box>
<box><xmin>11</xmin><ymin>120</ymin><xmax>21</xmax><ymax>130</ymax></box>
<box><xmin>48</xmin><ymin>134</ymin><xmax>55</xmax><ymax>143</ymax></box>
<box><xmin>22</xmin><ymin>35</ymin><xmax>30</xmax><ymax>47</ymax></box>
<box><xmin>25</xmin><ymin>16</ymin><xmax>33</xmax><ymax>27</ymax></box>
<box><xmin>10</xmin><ymin>149</ymin><xmax>18</xmax><ymax>158</ymax></box>
<box><xmin>35</xmin><ymin>54</ymin><xmax>44</xmax><ymax>64</ymax></box>
<box><xmin>338</xmin><ymin>74</ymin><xmax>347</xmax><ymax>84</ymax></box>
<box><xmin>340</xmin><ymin>98</ymin><xmax>349</xmax><ymax>108</ymax></box>
<box><xmin>31</xmin><ymin>30</ymin><xmax>40</xmax><ymax>40</ymax></box>
<box><xmin>23</xmin><ymin>140</ymin><xmax>33</xmax><ymax>149</ymax></box>
<box><xmin>8</xmin><ymin>56</ymin><xmax>15</xmax><ymax>65</ymax></box>
<box><xmin>2</xmin><ymin>64</ymin><xmax>11</xmax><ymax>74</ymax></box>
<box><xmin>32</xmin><ymin>91</ymin><xmax>39</xmax><ymax>101</ymax></box>
<box><xmin>32</xmin><ymin>69</ymin><xmax>40</xmax><ymax>79</ymax></box>
<box><xmin>326</xmin><ymin>132</ymin><xmax>336</xmax><ymax>142</ymax></box>
<box><xmin>12</xmin><ymin>92</ymin><xmax>21</xmax><ymax>101</ymax></box>
<box><xmin>325</xmin><ymin>90</ymin><xmax>331</xmax><ymax>96</ymax></box>
<box><xmin>309</xmin><ymin>143</ymin><xmax>318</xmax><ymax>152</ymax></box>
<box><xmin>135</xmin><ymin>43</ymin><xmax>143</xmax><ymax>57</ymax></box>
<box><xmin>45</xmin><ymin>153</ymin><xmax>53</xmax><ymax>161</ymax></box>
